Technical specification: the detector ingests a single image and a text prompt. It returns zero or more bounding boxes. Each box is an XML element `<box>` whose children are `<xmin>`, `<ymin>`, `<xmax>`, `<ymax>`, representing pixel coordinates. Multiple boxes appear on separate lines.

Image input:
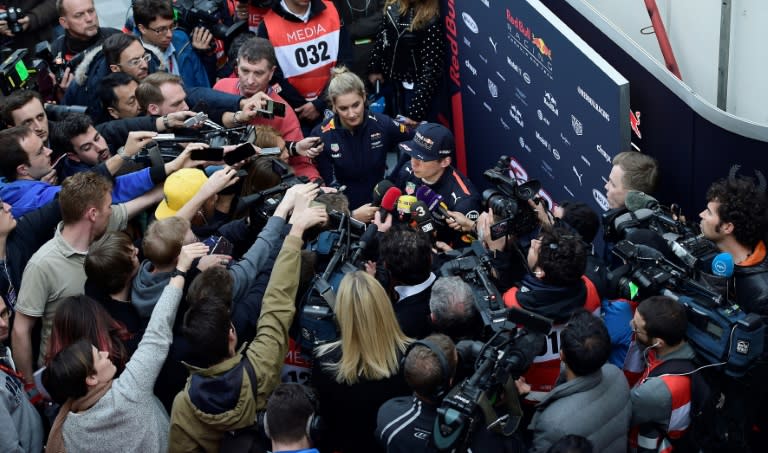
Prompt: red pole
<box><xmin>644</xmin><ymin>0</ymin><xmax>683</xmax><ymax>80</ymax></box>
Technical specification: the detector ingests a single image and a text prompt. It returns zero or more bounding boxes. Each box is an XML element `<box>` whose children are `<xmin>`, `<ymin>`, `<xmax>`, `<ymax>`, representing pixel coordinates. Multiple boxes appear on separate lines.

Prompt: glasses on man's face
<box><xmin>146</xmin><ymin>22</ymin><xmax>176</xmax><ymax>35</ymax></box>
<box><xmin>121</xmin><ymin>53</ymin><xmax>151</xmax><ymax>68</ymax></box>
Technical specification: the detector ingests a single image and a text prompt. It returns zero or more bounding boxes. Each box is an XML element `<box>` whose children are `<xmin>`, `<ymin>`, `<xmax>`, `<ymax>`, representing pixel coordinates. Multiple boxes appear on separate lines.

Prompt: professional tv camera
<box><xmin>482</xmin><ymin>155</ymin><xmax>542</xmax><ymax>240</ymax></box>
<box><xmin>610</xmin><ymin>239</ymin><xmax>764</xmax><ymax>377</ymax></box>
<box><xmin>0</xmin><ymin>48</ymin><xmax>55</xmax><ymax>99</ymax></box>
<box><xmin>433</xmin><ymin>241</ymin><xmax>552</xmax><ymax>450</ymax></box>
<box><xmin>174</xmin><ymin>0</ymin><xmax>248</xmax><ymax>50</ymax></box>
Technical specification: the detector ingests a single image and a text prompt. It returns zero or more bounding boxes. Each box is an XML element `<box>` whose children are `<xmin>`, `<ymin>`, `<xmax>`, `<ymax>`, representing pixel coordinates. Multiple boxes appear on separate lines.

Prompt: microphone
<box><xmin>625</xmin><ymin>190</ymin><xmax>659</xmax><ymax>212</ymax></box>
<box><xmin>410</xmin><ymin>201</ymin><xmax>436</xmax><ymax>235</ymax></box>
<box><xmin>372</xmin><ymin>180</ymin><xmax>395</xmax><ymax>206</ymax></box>
<box><xmin>348</xmin><ymin>223</ymin><xmax>379</xmax><ymax>266</ymax></box>
<box><xmin>711</xmin><ymin>252</ymin><xmax>735</xmax><ymax>277</ymax></box>
<box><xmin>415</xmin><ymin>186</ymin><xmax>452</xmax><ymax>219</ymax></box>
<box><xmin>379</xmin><ymin>187</ymin><xmax>402</xmax><ymax>222</ymax></box>
<box><xmin>396</xmin><ymin>194</ymin><xmax>418</xmax><ymax>220</ymax></box>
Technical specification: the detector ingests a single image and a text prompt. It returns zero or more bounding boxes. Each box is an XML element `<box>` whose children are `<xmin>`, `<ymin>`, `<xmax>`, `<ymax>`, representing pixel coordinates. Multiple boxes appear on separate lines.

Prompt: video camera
<box><xmin>482</xmin><ymin>155</ymin><xmax>542</xmax><ymax>240</ymax></box>
<box><xmin>0</xmin><ymin>48</ymin><xmax>55</xmax><ymax>99</ymax></box>
<box><xmin>174</xmin><ymin>0</ymin><xmax>248</xmax><ymax>50</ymax></box>
<box><xmin>610</xmin><ymin>239</ymin><xmax>764</xmax><ymax>377</ymax></box>
<box><xmin>0</xmin><ymin>7</ymin><xmax>25</xmax><ymax>34</ymax></box>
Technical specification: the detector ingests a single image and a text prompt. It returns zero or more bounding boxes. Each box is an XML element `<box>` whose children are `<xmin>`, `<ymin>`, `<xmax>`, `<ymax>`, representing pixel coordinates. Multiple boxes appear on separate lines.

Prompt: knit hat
<box><xmin>155</xmin><ymin>168</ymin><xmax>208</xmax><ymax>219</ymax></box>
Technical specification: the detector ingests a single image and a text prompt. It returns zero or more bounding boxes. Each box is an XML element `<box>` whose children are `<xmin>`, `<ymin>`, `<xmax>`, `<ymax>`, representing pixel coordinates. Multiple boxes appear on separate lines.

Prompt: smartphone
<box><xmin>259</xmin><ymin>147</ymin><xmax>282</xmax><ymax>156</ymax></box>
<box><xmin>258</xmin><ymin>99</ymin><xmax>286</xmax><ymax>118</ymax></box>
<box><xmin>184</xmin><ymin>111</ymin><xmax>208</xmax><ymax>128</ymax></box>
<box><xmin>190</xmin><ymin>147</ymin><xmax>224</xmax><ymax>161</ymax></box>
<box><xmin>223</xmin><ymin>143</ymin><xmax>256</xmax><ymax>165</ymax></box>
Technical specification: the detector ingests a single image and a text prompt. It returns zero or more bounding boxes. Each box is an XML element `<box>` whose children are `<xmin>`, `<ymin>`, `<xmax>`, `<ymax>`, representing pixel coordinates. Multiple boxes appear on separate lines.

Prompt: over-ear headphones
<box><xmin>402</xmin><ymin>339</ymin><xmax>451</xmax><ymax>400</ymax></box>
<box><xmin>261</xmin><ymin>384</ymin><xmax>323</xmax><ymax>442</ymax></box>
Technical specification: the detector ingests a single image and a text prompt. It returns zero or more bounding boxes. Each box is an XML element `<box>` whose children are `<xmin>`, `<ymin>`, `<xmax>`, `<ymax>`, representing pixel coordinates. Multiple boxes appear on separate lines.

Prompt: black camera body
<box><xmin>0</xmin><ymin>7</ymin><xmax>25</xmax><ymax>34</ymax></box>
<box><xmin>174</xmin><ymin>0</ymin><xmax>248</xmax><ymax>49</ymax></box>
<box><xmin>482</xmin><ymin>155</ymin><xmax>541</xmax><ymax>239</ymax></box>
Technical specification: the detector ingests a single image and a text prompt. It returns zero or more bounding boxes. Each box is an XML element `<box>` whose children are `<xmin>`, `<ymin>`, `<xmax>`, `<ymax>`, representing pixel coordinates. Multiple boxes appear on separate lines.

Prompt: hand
<box><xmin>164</xmin><ymin>111</ymin><xmax>198</xmax><ymax>130</ymax></box>
<box><xmin>41</xmin><ymin>169</ymin><xmax>58</xmax><ymax>185</ymax></box>
<box><xmin>478</xmin><ymin>209</ymin><xmax>507</xmax><ymax>251</ymax></box>
<box><xmin>434</xmin><ymin>241</ymin><xmax>453</xmax><ymax>253</ymax></box>
<box><xmin>364</xmin><ymin>260</ymin><xmax>377</xmax><ymax>276</ymax></box>
<box><xmin>202</xmin><ymin>166</ymin><xmax>239</xmax><ymax>197</ymax></box>
<box><xmin>295</xmin><ymin>102</ymin><xmax>320</xmax><ymax>122</ymax></box>
<box><xmin>57</xmin><ymin>67</ymin><xmax>74</xmax><ymax>92</ymax></box>
<box><xmin>191</xmin><ymin>26</ymin><xmax>213</xmax><ymax>51</ymax></box>
<box><xmin>177</xmin><ymin>242</ymin><xmax>210</xmax><ymax>272</ymax></box>
<box><xmin>352</xmin><ymin>203</ymin><xmax>377</xmax><ymax>223</ymax></box>
<box><xmin>242</xmin><ymin>91</ymin><xmax>270</xmax><ymax>112</ymax></box>
<box><xmin>446</xmin><ymin>210</ymin><xmax>473</xmax><ymax>232</ymax></box>
<box><xmin>196</xmin><ymin>254</ymin><xmax>232</xmax><ymax>271</ymax></box>
<box><xmin>514</xmin><ymin>377</ymin><xmax>531</xmax><ymax>396</ymax></box>
<box><xmin>399</xmin><ymin>116</ymin><xmax>419</xmax><ymax>128</ymax></box>
<box><xmin>289</xmin><ymin>205</ymin><xmax>328</xmax><ymax>237</ymax></box>
<box><xmin>528</xmin><ymin>199</ymin><xmax>552</xmax><ymax>227</ymax></box>
<box><xmin>368</xmin><ymin>73</ymin><xmax>384</xmax><ymax>85</ymax></box>
<box><xmin>295</xmin><ymin>137</ymin><xmax>323</xmax><ymax>158</ymax></box>
<box><xmin>275</xmin><ymin>182</ymin><xmax>320</xmax><ymax>218</ymax></box>
<box><xmin>372</xmin><ymin>210</ymin><xmax>392</xmax><ymax>233</ymax></box>
<box><xmin>124</xmin><ymin>131</ymin><xmax>158</xmax><ymax>157</ymax></box>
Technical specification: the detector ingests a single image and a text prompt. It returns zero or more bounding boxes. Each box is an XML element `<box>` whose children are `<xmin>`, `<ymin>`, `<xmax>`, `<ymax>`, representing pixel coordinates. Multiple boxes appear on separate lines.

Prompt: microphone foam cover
<box><xmin>712</xmin><ymin>252</ymin><xmax>735</xmax><ymax>278</ymax></box>
<box><xmin>381</xmin><ymin>187</ymin><xmax>402</xmax><ymax>211</ymax></box>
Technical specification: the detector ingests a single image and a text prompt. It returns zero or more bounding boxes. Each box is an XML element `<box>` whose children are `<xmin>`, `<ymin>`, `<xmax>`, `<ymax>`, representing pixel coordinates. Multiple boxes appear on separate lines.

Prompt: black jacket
<box><xmin>734</xmin><ymin>243</ymin><xmax>768</xmax><ymax>316</ymax></box>
<box><xmin>367</xmin><ymin>4</ymin><xmax>444</xmax><ymax>121</ymax></box>
<box><xmin>392</xmin><ymin>278</ymin><xmax>434</xmax><ymax>340</ymax></box>
<box><xmin>50</xmin><ymin>27</ymin><xmax>121</xmax><ymax>63</ymax></box>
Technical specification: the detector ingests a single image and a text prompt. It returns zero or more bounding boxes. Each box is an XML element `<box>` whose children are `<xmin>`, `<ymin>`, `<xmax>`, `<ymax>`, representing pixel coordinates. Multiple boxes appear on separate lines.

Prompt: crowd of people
<box><xmin>0</xmin><ymin>0</ymin><xmax>767</xmax><ymax>452</ymax></box>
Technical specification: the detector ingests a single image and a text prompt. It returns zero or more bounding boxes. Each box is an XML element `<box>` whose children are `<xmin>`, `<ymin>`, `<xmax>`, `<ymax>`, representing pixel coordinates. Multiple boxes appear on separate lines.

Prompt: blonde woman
<box><xmin>311</xmin><ymin>66</ymin><xmax>413</xmax><ymax>215</ymax></box>
<box><xmin>312</xmin><ymin>271</ymin><xmax>412</xmax><ymax>452</ymax></box>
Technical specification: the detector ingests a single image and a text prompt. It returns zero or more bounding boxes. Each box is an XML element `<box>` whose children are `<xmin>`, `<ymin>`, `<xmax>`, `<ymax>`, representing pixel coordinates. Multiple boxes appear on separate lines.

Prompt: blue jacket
<box><xmin>142</xmin><ymin>30</ymin><xmax>212</xmax><ymax>89</ymax></box>
<box><xmin>0</xmin><ymin>168</ymin><xmax>155</xmax><ymax>218</ymax></box>
<box><xmin>311</xmin><ymin>111</ymin><xmax>413</xmax><ymax>209</ymax></box>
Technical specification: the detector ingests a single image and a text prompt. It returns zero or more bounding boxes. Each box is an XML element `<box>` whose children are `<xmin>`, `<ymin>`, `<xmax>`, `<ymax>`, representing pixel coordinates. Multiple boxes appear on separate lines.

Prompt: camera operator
<box><xmin>523</xmin><ymin>311</ymin><xmax>630</xmax><ymax>453</ymax></box>
<box><xmin>379</xmin><ymin>226</ymin><xmax>436</xmax><ymax>339</ymax></box>
<box><xmin>263</xmin><ymin>383</ymin><xmax>321</xmax><ymax>453</ymax></box>
<box><xmin>51</xmin><ymin>0</ymin><xmax>121</xmax><ymax>70</ymax></box>
<box><xmin>604</xmin><ymin>151</ymin><xmax>659</xmax><ymax>211</ymax></box>
<box><xmin>132</xmin><ymin>0</ymin><xmax>213</xmax><ymax>88</ymax></box>
<box><xmin>699</xmin><ymin>174</ymin><xmax>768</xmax><ymax>449</ymax></box>
<box><xmin>376</xmin><ymin>333</ymin><xmax>523</xmax><ymax>452</ymax></box>
<box><xmin>428</xmin><ymin>276</ymin><xmax>480</xmax><ymax>341</ymax></box>
<box><xmin>503</xmin><ymin>227</ymin><xmax>600</xmax><ymax>403</ymax></box>
<box><xmin>627</xmin><ymin>295</ymin><xmax>698</xmax><ymax>452</ymax></box>
<box><xmin>389</xmin><ymin>123</ymin><xmax>482</xmax><ymax>246</ymax></box>
<box><xmin>0</xmin><ymin>0</ymin><xmax>57</xmax><ymax>52</ymax></box>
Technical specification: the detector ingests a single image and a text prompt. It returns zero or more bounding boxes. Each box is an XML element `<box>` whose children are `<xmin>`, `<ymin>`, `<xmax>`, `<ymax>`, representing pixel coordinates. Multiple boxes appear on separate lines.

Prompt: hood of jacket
<box><xmin>131</xmin><ymin>259</ymin><xmax>171</xmax><ymax>318</ymax></box>
<box><xmin>181</xmin><ymin>346</ymin><xmax>259</xmax><ymax>429</ymax></box>
<box><xmin>516</xmin><ymin>273</ymin><xmax>588</xmax><ymax>323</ymax></box>
<box><xmin>74</xmin><ymin>42</ymin><xmax>166</xmax><ymax>86</ymax></box>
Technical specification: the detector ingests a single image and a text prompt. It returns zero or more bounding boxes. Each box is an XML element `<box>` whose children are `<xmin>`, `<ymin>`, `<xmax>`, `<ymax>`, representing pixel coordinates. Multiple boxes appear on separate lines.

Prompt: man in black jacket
<box><xmin>51</xmin><ymin>0</ymin><xmax>121</xmax><ymax>70</ymax></box>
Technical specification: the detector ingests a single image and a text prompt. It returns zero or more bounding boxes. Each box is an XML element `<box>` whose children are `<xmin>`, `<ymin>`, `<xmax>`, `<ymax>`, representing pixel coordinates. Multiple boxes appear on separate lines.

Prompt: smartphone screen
<box><xmin>190</xmin><ymin>147</ymin><xmax>224</xmax><ymax>161</ymax></box>
<box><xmin>223</xmin><ymin>143</ymin><xmax>256</xmax><ymax>165</ymax></box>
<box><xmin>259</xmin><ymin>147</ymin><xmax>282</xmax><ymax>156</ymax></box>
<box><xmin>271</xmin><ymin>100</ymin><xmax>286</xmax><ymax>117</ymax></box>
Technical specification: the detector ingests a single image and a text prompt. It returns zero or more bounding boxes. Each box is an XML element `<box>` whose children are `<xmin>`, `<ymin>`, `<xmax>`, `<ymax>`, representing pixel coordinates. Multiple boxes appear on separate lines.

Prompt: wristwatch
<box><xmin>170</xmin><ymin>268</ymin><xmax>187</xmax><ymax>279</ymax></box>
<box><xmin>116</xmin><ymin>146</ymin><xmax>132</xmax><ymax>161</ymax></box>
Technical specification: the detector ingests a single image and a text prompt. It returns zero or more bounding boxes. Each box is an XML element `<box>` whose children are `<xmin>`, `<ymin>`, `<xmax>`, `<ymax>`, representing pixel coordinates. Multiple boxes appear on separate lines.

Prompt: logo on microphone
<box><xmin>462</xmin><ymin>12</ymin><xmax>479</xmax><ymax>34</ymax></box>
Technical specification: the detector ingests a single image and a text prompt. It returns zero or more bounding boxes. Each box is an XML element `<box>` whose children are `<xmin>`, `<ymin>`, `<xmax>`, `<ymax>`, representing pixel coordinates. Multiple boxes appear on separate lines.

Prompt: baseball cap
<box><xmin>398</xmin><ymin>123</ymin><xmax>454</xmax><ymax>161</ymax></box>
<box><xmin>155</xmin><ymin>168</ymin><xmax>208</xmax><ymax>219</ymax></box>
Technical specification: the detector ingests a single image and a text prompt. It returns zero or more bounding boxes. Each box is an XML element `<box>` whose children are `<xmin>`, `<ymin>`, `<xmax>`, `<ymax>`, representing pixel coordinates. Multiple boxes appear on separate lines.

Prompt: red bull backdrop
<box><xmin>443</xmin><ymin>0</ymin><xmax>630</xmax><ymax>217</ymax></box>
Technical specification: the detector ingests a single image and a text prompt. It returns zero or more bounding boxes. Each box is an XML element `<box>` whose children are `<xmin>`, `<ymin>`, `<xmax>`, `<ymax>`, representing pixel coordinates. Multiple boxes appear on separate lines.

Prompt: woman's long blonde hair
<box><xmin>388</xmin><ymin>0</ymin><xmax>440</xmax><ymax>31</ymax></box>
<box><xmin>316</xmin><ymin>271</ymin><xmax>411</xmax><ymax>385</ymax></box>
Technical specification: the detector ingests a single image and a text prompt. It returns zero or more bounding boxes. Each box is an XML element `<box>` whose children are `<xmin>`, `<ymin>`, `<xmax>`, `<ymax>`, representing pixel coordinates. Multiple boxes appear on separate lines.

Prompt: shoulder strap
<box><xmin>241</xmin><ymin>345</ymin><xmax>258</xmax><ymax>396</ymax></box>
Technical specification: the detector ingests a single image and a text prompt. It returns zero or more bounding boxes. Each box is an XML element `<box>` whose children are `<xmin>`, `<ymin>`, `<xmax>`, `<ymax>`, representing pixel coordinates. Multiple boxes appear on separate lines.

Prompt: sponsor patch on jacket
<box><xmin>321</xmin><ymin>119</ymin><xmax>336</xmax><ymax>133</ymax></box>
<box><xmin>405</xmin><ymin>182</ymin><xmax>417</xmax><ymax>195</ymax></box>
<box><xmin>271</xmin><ymin>83</ymin><xmax>282</xmax><ymax>94</ymax></box>
<box><xmin>370</xmin><ymin>132</ymin><xmax>382</xmax><ymax>141</ymax></box>
<box><xmin>330</xmin><ymin>143</ymin><xmax>339</xmax><ymax>152</ymax></box>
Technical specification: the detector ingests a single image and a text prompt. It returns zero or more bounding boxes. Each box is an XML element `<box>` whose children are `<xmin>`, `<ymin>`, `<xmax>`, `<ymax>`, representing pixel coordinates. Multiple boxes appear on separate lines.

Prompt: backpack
<box><xmin>648</xmin><ymin>358</ymin><xmax>727</xmax><ymax>452</ymax></box>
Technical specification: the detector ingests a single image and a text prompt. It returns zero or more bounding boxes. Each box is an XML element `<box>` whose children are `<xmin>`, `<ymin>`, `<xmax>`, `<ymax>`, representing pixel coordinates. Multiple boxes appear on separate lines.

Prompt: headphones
<box><xmin>261</xmin><ymin>384</ymin><xmax>323</xmax><ymax>442</ymax></box>
<box><xmin>402</xmin><ymin>339</ymin><xmax>451</xmax><ymax>400</ymax></box>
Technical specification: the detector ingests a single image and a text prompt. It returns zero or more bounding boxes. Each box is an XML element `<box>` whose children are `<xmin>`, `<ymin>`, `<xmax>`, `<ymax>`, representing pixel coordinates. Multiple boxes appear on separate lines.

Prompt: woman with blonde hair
<box><xmin>368</xmin><ymin>0</ymin><xmax>444</xmax><ymax>126</ymax></box>
<box><xmin>311</xmin><ymin>66</ymin><xmax>414</xmax><ymax>216</ymax></box>
<box><xmin>312</xmin><ymin>270</ymin><xmax>411</xmax><ymax>452</ymax></box>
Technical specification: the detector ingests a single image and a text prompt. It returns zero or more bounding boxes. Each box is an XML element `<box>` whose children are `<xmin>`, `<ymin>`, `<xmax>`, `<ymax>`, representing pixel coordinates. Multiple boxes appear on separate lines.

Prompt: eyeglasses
<box><xmin>145</xmin><ymin>22</ymin><xmax>176</xmax><ymax>35</ymax></box>
<box><xmin>120</xmin><ymin>53</ymin><xmax>151</xmax><ymax>68</ymax></box>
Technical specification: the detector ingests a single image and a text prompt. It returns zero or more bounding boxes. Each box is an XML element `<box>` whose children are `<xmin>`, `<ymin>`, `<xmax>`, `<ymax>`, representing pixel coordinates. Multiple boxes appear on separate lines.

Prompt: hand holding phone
<box><xmin>223</xmin><ymin>143</ymin><xmax>256</xmax><ymax>165</ymax></box>
<box><xmin>190</xmin><ymin>147</ymin><xmax>224</xmax><ymax>161</ymax></box>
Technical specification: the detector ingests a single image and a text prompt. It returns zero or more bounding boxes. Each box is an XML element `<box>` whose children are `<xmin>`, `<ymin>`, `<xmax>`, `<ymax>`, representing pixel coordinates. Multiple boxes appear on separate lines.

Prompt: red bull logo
<box><xmin>532</xmin><ymin>34</ymin><xmax>552</xmax><ymax>59</ymax></box>
<box><xmin>630</xmin><ymin>110</ymin><xmax>642</xmax><ymax>139</ymax></box>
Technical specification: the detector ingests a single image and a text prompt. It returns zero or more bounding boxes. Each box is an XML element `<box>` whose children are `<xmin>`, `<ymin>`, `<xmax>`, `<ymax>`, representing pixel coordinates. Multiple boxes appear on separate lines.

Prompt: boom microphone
<box><xmin>379</xmin><ymin>187</ymin><xmax>402</xmax><ymax>222</ymax></box>
<box><xmin>625</xmin><ymin>190</ymin><xmax>660</xmax><ymax>212</ymax></box>
<box><xmin>415</xmin><ymin>186</ymin><xmax>452</xmax><ymax>219</ymax></box>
